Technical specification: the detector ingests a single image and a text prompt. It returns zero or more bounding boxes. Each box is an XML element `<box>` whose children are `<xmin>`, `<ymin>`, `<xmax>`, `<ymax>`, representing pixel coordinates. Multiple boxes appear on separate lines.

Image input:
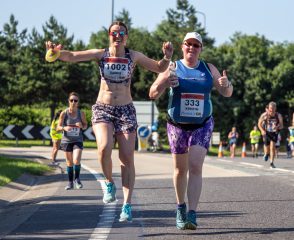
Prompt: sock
<box><xmin>67</xmin><ymin>166</ymin><xmax>73</xmax><ymax>182</ymax></box>
<box><xmin>74</xmin><ymin>164</ymin><xmax>81</xmax><ymax>180</ymax></box>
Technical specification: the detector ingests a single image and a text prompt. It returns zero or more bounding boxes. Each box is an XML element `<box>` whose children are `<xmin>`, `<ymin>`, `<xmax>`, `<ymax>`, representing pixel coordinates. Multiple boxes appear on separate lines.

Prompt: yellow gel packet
<box><xmin>45</xmin><ymin>49</ymin><xmax>61</xmax><ymax>62</ymax></box>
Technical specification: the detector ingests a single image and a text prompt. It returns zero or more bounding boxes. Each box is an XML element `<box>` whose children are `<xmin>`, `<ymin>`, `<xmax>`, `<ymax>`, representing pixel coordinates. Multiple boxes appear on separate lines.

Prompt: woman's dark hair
<box><xmin>53</xmin><ymin>110</ymin><xmax>62</xmax><ymax>121</ymax></box>
<box><xmin>68</xmin><ymin>91</ymin><xmax>79</xmax><ymax>100</ymax></box>
<box><xmin>108</xmin><ymin>21</ymin><xmax>128</xmax><ymax>35</ymax></box>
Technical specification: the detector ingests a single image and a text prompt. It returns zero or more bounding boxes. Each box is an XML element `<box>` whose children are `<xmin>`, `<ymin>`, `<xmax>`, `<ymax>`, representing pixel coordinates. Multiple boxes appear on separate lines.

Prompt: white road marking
<box><xmin>81</xmin><ymin>164</ymin><xmax>117</xmax><ymax>240</ymax></box>
<box><xmin>217</xmin><ymin>159</ymin><xmax>233</xmax><ymax>163</ymax></box>
<box><xmin>240</xmin><ymin>162</ymin><xmax>263</xmax><ymax>168</ymax></box>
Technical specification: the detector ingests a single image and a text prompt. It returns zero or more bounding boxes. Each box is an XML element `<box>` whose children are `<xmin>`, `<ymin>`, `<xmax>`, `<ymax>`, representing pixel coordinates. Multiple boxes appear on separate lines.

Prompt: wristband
<box><xmin>45</xmin><ymin>49</ymin><xmax>61</xmax><ymax>62</ymax></box>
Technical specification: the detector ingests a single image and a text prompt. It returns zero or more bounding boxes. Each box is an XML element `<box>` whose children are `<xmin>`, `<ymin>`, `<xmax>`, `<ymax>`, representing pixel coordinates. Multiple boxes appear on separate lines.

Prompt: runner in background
<box><xmin>57</xmin><ymin>92</ymin><xmax>87</xmax><ymax>190</ymax></box>
<box><xmin>258</xmin><ymin>101</ymin><xmax>283</xmax><ymax>168</ymax></box>
<box><xmin>50</xmin><ymin>110</ymin><xmax>62</xmax><ymax>165</ymax></box>
<box><xmin>289</xmin><ymin>113</ymin><xmax>294</xmax><ymax>157</ymax></box>
<box><xmin>249</xmin><ymin>125</ymin><xmax>261</xmax><ymax>158</ymax></box>
<box><xmin>228</xmin><ymin>127</ymin><xmax>239</xmax><ymax>158</ymax></box>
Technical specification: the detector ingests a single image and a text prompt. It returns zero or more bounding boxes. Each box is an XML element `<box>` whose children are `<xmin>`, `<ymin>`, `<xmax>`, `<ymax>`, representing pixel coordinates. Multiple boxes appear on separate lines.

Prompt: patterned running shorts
<box><xmin>167</xmin><ymin>116</ymin><xmax>214</xmax><ymax>154</ymax></box>
<box><xmin>91</xmin><ymin>102</ymin><xmax>138</xmax><ymax>134</ymax></box>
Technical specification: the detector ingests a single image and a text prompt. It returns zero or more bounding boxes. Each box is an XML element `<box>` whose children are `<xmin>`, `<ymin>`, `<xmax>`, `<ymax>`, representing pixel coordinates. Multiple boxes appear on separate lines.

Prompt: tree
<box><xmin>0</xmin><ymin>15</ymin><xmax>27</xmax><ymax>107</ymax></box>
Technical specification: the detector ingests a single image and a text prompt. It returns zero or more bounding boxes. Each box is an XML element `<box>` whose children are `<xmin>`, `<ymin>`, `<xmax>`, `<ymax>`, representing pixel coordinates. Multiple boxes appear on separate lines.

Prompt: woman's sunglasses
<box><xmin>109</xmin><ymin>31</ymin><xmax>126</xmax><ymax>37</ymax></box>
<box><xmin>69</xmin><ymin>99</ymin><xmax>78</xmax><ymax>103</ymax></box>
<box><xmin>183</xmin><ymin>42</ymin><xmax>202</xmax><ymax>49</ymax></box>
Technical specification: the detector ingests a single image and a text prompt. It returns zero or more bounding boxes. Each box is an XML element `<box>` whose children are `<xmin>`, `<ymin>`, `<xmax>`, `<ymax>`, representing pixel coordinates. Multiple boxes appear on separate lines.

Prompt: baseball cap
<box><xmin>183</xmin><ymin>32</ymin><xmax>203</xmax><ymax>46</ymax></box>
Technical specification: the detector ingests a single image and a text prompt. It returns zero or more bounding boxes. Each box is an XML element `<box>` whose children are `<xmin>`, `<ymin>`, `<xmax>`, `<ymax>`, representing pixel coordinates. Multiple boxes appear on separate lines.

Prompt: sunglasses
<box><xmin>184</xmin><ymin>42</ymin><xmax>202</xmax><ymax>49</ymax></box>
<box><xmin>69</xmin><ymin>99</ymin><xmax>78</xmax><ymax>103</ymax></box>
<box><xmin>109</xmin><ymin>31</ymin><xmax>126</xmax><ymax>37</ymax></box>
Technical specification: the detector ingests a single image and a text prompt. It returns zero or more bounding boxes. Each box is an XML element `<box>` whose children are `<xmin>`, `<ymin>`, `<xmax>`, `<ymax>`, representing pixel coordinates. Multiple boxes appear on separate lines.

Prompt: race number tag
<box><xmin>267</xmin><ymin>119</ymin><xmax>277</xmax><ymax>132</ymax></box>
<box><xmin>180</xmin><ymin>93</ymin><xmax>204</xmax><ymax>117</ymax></box>
<box><xmin>67</xmin><ymin>127</ymin><xmax>80</xmax><ymax>137</ymax></box>
<box><xmin>103</xmin><ymin>57</ymin><xmax>128</xmax><ymax>82</ymax></box>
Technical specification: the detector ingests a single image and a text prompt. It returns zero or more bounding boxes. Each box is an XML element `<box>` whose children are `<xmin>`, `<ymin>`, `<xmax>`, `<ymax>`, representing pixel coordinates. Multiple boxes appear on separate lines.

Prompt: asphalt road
<box><xmin>0</xmin><ymin>147</ymin><xmax>294</xmax><ymax>240</ymax></box>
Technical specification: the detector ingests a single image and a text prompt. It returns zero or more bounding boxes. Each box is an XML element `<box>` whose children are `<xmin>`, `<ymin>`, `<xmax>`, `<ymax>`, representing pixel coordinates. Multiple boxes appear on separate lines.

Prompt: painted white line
<box><xmin>218</xmin><ymin>159</ymin><xmax>233</xmax><ymax>163</ymax></box>
<box><xmin>240</xmin><ymin>162</ymin><xmax>263</xmax><ymax>168</ymax></box>
<box><xmin>81</xmin><ymin>164</ymin><xmax>117</xmax><ymax>240</ymax></box>
<box><xmin>274</xmin><ymin>168</ymin><xmax>294</xmax><ymax>174</ymax></box>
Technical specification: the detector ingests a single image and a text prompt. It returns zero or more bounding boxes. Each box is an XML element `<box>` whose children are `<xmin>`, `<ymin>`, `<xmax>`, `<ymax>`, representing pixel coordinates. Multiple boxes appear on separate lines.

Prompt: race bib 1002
<box><xmin>103</xmin><ymin>57</ymin><xmax>128</xmax><ymax>82</ymax></box>
<box><xmin>180</xmin><ymin>93</ymin><xmax>204</xmax><ymax>118</ymax></box>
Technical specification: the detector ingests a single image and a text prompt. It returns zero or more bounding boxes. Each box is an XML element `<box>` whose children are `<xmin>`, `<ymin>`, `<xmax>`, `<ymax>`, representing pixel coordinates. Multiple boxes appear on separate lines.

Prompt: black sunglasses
<box><xmin>184</xmin><ymin>42</ymin><xmax>202</xmax><ymax>48</ymax></box>
<box><xmin>109</xmin><ymin>31</ymin><xmax>126</xmax><ymax>37</ymax></box>
<box><xmin>69</xmin><ymin>99</ymin><xmax>78</xmax><ymax>103</ymax></box>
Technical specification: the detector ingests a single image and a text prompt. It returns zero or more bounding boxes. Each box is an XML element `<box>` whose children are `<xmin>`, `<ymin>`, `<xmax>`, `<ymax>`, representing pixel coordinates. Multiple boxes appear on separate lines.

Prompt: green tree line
<box><xmin>0</xmin><ymin>0</ymin><xmax>293</xmax><ymax>143</ymax></box>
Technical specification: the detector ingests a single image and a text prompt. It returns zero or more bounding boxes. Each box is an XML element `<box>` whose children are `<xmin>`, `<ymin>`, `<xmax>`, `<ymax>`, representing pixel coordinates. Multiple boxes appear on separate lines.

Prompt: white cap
<box><xmin>183</xmin><ymin>32</ymin><xmax>203</xmax><ymax>46</ymax></box>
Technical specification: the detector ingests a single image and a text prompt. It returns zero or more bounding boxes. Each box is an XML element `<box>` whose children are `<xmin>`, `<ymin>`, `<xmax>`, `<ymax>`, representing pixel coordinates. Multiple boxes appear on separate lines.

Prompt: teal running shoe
<box><xmin>119</xmin><ymin>203</ymin><xmax>132</xmax><ymax>222</ymax></box>
<box><xmin>263</xmin><ymin>154</ymin><xmax>269</xmax><ymax>161</ymax></box>
<box><xmin>176</xmin><ymin>203</ymin><xmax>186</xmax><ymax>230</ymax></box>
<box><xmin>186</xmin><ymin>210</ymin><xmax>197</xmax><ymax>230</ymax></box>
<box><xmin>103</xmin><ymin>181</ymin><xmax>116</xmax><ymax>204</ymax></box>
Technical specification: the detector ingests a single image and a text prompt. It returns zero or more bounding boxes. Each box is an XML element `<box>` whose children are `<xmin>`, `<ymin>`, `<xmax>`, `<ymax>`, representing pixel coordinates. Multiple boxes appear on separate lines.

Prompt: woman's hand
<box><xmin>162</xmin><ymin>41</ymin><xmax>173</xmax><ymax>60</ymax></box>
<box><xmin>75</xmin><ymin>122</ymin><xmax>83</xmax><ymax>129</ymax></box>
<box><xmin>45</xmin><ymin>41</ymin><xmax>63</xmax><ymax>62</ymax></box>
<box><xmin>45</xmin><ymin>41</ymin><xmax>63</xmax><ymax>52</ymax></box>
<box><xmin>217</xmin><ymin>70</ymin><xmax>230</xmax><ymax>87</ymax></box>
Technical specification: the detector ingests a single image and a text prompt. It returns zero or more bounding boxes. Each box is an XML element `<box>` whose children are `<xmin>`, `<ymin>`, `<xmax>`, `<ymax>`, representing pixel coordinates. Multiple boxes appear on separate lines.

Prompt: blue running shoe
<box><xmin>103</xmin><ymin>181</ymin><xmax>116</xmax><ymax>204</ymax></box>
<box><xmin>186</xmin><ymin>210</ymin><xmax>197</xmax><ymax>230</ymax></box>
<box><xmin>176</xmin><ymin>203</ymin><xmax>187</xmax><ymax>230</ymax></box>
<box><xmin>263</xmin><ymin>154</ymin><xmax>269</xmax><ymax>161</ymax></box>
<box><xmin>119</xmin><ymin>203</ymin><xmax>132</xmax><ymax>222</ymax></box>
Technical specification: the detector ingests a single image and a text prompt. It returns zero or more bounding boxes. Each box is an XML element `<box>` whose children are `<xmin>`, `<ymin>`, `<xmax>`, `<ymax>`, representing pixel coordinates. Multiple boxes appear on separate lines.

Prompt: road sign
<box><xmin>133</xmin><ymin>101</ymin><xmax>159</xmax><ymax>127</ymax></box>
<box><xmin>2</xmin><ymin>125</ymin><xmax>96</xmax><ymax>140</ymax></box>
<box><xmin>83</xmin><ymin>127</ymin><xmax>95</xmax><ymax>140</ymax></box>
<box><xmin>137</xmin><ymin>125</ymin><xmax>151</xmax><ymax>152</ymax></box>
<box><xmin>137</xmin><ymin>125</ymin><xmax>151</xmax><ymax>139</ymax></box>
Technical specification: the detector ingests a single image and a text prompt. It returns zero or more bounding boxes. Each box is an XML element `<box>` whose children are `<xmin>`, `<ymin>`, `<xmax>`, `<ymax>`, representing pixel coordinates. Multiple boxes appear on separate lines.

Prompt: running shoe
<box><xmin>263</xmin><ymin>154</ymin><xmax>269</xmax><ymax>161</ymax></box>
<box><xmin>49</xmin><ymin>160</ymin><xmax>59</xmax><ymax>166</ymax></box>
<box><xmin>270</xmin><ymin>162</ymin><xmax>276</xmax><ymax>168</ymax></box>
<box><xmin>186</xmin><ymin>210</ymin><xmax>197</xmax><ymax>230</ymax></box>
<box><xmin>103</xmin><ymin>181</ymin><xmax>116</xmax><ymax>204</ymax></box>
<box><xmin>74</xmin><ymin>178</ymin><xmax>83</xmax><ymax>189</ymax></box>
<box><xmin>65</xmin><ymin>181</ymin><xmax>74</xmax><ymax>190</ymax></box>
<box><xmin>176</xmin><ymin>203</ymin><xmax>187</xmax><ymax>230</ymax></box>
<box><xmin>119</xmin><ymin>203</ymin><xmax>132</xmax><ymax>222</ymax></box>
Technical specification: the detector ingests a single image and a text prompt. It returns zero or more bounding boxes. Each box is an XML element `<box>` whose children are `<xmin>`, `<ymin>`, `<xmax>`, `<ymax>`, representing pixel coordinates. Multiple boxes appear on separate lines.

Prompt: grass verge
<box><xmin>0</xmin><ymin>139</ymin><xmax>97</xmax><ymax>148</ymax></box>
<box><xmin>0</xmin><ymin>155</ymin><xmax>52</xmax><ymax>187</ymax></box>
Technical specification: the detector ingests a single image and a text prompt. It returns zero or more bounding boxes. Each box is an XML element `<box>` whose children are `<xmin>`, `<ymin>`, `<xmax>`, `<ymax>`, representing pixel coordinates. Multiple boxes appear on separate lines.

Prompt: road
<box><xmin>0</xmin><ymin>147</ymin><xmax>294</xmax><ymax>240</ymax></box>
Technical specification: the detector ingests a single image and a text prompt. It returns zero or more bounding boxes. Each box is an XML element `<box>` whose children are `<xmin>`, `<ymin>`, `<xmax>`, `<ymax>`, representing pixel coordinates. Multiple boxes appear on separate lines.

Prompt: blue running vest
<box><xmin>168</xmin><ymin>60</ymin><xmax>213</xmax><ymax>124</ymax></box>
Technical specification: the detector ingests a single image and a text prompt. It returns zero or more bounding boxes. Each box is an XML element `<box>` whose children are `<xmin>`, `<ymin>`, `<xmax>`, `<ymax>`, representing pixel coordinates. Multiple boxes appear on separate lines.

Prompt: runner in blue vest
<box><xmin>149</xmin><ymin>32</ymin><xmax>233</xmax><ymax>230</ymax></box>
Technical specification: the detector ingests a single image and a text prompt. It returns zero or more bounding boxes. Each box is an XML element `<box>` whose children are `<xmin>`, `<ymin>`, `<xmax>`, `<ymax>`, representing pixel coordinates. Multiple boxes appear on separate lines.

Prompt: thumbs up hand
<box><xmin>218</xmin><ymin>70</ymin><xmax>230</xmax><ymax>87</ymax></box>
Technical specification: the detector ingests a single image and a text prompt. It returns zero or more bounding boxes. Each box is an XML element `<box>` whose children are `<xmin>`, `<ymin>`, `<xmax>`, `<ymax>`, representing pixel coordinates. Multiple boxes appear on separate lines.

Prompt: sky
<box><xmin>1</xmin><ymin>0</ymin><xmax>294</xmax><ymax>46</ymax></box>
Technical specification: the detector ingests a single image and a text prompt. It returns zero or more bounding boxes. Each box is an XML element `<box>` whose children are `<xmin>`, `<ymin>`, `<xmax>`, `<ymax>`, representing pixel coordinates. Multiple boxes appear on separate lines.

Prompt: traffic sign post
<box><xmin>137</xmin><ymin>125</ymin><xmax>151</xmax><ymax>152</ymax></box>
<box><xmin>2</xmin><ymin>125</ymin><xmax>96</xmax><ymax>141</ymax></box>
